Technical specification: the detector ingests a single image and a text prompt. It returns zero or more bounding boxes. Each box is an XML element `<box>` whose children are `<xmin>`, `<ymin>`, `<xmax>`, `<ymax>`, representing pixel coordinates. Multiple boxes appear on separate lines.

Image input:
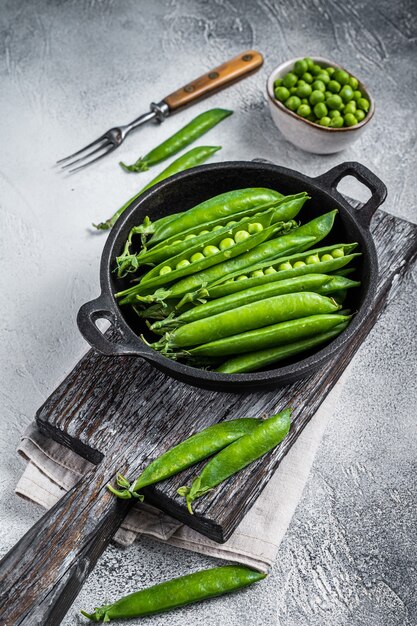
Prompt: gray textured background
<box><xmin>1</xmin><ymin>0</ymin><xmax>416</xmax><ymax>624</ymax></box>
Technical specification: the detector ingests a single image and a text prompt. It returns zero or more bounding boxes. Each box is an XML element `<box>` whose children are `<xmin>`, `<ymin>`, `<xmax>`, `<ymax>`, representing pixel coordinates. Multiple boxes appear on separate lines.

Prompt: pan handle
<box><xmin>314</xmin><ymin>161</ymin><xmax>387</xmax><ymax>229</ymax></box>
<box><xmin>0</xmin><ymin>459</ymin><xmax>130</xmax><ymax>625</ymax></box>
<box><xmin>77</xmin><ymin>293</ymin><xmax>149</xmax><ymax>357</ymax></box>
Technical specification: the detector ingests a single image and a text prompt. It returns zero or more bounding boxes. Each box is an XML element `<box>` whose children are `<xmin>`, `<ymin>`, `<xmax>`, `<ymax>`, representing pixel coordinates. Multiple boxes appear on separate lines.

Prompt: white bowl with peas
<box><xmin>266</xmin><ymin>56</ymin><xmax>374</xmax><ymax>154</ymax></box>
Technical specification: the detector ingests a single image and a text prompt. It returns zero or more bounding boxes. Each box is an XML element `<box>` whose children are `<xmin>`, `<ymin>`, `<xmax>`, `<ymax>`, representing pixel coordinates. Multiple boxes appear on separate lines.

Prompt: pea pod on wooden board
<box><xmin>216</xmin><ymin>321</ymin><xmax>349</xmax><ymax>374</ymax></box>
<box><xmin>118</xmin><ymin>192</ymin><xmax>309</xmax><ymax>272</ymax></box>
<box><xmin>148</xmin><ymin>187</ymin><xmax>284</xmax><ymax>245</ymax></box>
<box><xmin>153</xmin><ymin>292</ymin><xmax>341</xmax><ymax>351</ymax></box>
<box><xmin>107</xmin><ymin>417</ymin><xmax>263</xmax><ymax>499</ymax></box>
<box><xmin>182</xmin><ymin>313</ymin><xmax>352</xmax><ymax>358</ymax></box>
<box><xmin>151</xmin><ymin>274</ymin><xmax>333</xmax><ymax>332</ymax></box>
<box><xmin>178</xmin><ymin>409</ymin><xmax>291</xmax><ymax>514</ymax></box>
<box><xmin>81</xmin><ymin>565</ymin><xmax>266</xmax><ymax>622</ymax></box>
<box><xmin>120</xmin><ymin>109</ymin><xmax>232</xmax><ymax>173</ymax></box>
<box><xmin>94</xmin><ymin>146</ymin><xmax>221</xmax><ymax>231</ymax></box>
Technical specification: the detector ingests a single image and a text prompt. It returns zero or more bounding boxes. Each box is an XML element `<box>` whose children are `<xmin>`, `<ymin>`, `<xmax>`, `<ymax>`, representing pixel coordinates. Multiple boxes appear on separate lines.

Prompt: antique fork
<box><xmin>58</xmin><ymin>50</ymin><xmax>263</xmax><ymax>173</ymax></box>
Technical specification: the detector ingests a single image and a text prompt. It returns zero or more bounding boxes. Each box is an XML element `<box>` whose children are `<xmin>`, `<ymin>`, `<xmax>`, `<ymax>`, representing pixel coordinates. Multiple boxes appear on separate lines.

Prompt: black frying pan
<box><xmin>77</xmin><ymin>160</ymin><xmax>387</xmax><ymax>390</ymax></box>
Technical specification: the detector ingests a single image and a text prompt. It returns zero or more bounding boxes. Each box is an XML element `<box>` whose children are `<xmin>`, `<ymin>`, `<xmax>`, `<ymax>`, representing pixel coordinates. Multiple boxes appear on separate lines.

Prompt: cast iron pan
<box><xmin>78</xmin><ymin>161</ymin><xmax>387</xmax><ymax>390</ymax></box>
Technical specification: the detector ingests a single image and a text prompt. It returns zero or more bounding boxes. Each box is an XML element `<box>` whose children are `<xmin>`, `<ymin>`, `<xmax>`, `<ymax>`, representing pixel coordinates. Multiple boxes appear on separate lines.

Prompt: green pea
<box><xmin>250</xmin><ymin>270</ymin><xmax>265</xmax><ymax>278</ymax></box>
<box><xmin>301</xmin><ymin>72</ymin><xmax>314</xmax><ymax>84</ymax></box>
<box><xmin>358</xmin><ymin>97</ymin><xmax>370</xmax><ymax>112</ymax></box>
<box><xmin>352</xmin><ymin>90</ymin><xmax>362</xmax><ymax>102</ymax></box>
<box><xmin>333</xmin><ymin>69</ymin><xmax>349</xmax><ymax>85</ymax></box>
<box><xmin>294</xmin><ymin>59</ymin><xmax>308</xmax><ymax>76</ymax></box>
<box><xmin>199</xmin><ymin>230</ymin><xmax>210</xmax><ymax>235</ymax></box>
<box><xmin>354</xmin><ymin>109</ymin><xmax>366</xmax><ymax>122</ymax></box>
<box><xmin>212</xmin><ymin>225</ymin><xmax>223</xmax><ymax>231</ymax></box>
<box><xmin>289</xmin><ymin>86</ymin><xmax>298</xmax><ymax>94</ymax></box>
<box><xmin>316</xmin><ymin>72</ymin><xmax>330</xmax><ymax>84</ymax></box>
<box><xmin>293</xmin><ymin>261</ymin><xmax>306</xmax><ymax>268</ymax></box>
<box><xmin>332</xmin><ymin>248</ymin><xmax>345</xmax><ymax>258</ymax></box>
<box><xmin>310</xmin><ymin>90</ymin><xmax>325</xmax><ymax>105</ymax></box>
<box><xmin>172</xmin><ymin>240</ymin><xmax>182</xmax><ymax>245</ymax></box>
<box><xmin>274</xmin><ymin>77</ymin><xmax>283</xmax><ymax>88</ymax></box>
<box><xmin>306</xmin><ymin>254</ymin><xmax>320</xmax><ymax>264</ymax></box>
<box><xmin>321</xmin><ymin>254</ymin><xmax>334</xmax><ymax>262</ymax></box>
<box><xmin>319</xmin><ymin>116</ymin><xmax>331</xmax><ymax>127</ymax></box>
<box><xmin>301</xmin><ymin>98</ymin><xmax>308</xmax><ymax>105</ymax></box>
<box><xmin>236</xmin><ymin>275</ymin><xmax>249</xmax><ymax>281</ymax></box>
<box><xmin>344</xmin><ymin>113</ymin><xmax>357</xmax><ymax>127</ymax></box>
<box><xmin>176</xmin><ymin>259</ymin><xmax>190</xmax><ymax>269</ymax></box>
<box><xmin>219</xmin><ymin>238</ymin><xmax>235</xmax><ymax>251</ymax></box>
<box><xmin>285</xmin><ymin>96</ymin><xmax>302</xmax><ymax>111</ymax></box>
<box><xmin>203</xmin><ymin>245</ymin><xmax>220</xmax><ymax>256</ymax></box>
<box><xmin>344</xmin><ymin>101</ymin><xmax>357</xmax><ymax>115</ymax></box>
<box><xmin>264</xmin><ymin>266</ymin><xmax>277</xmax><ymax>275</ymax></box>
<box><xmin>312</xmin><ymin>80</ymin><xmax>326</xmax><ymax>92</ymax></box>
<box><xmin>328</xmin><ymin>80</ymin><xmax>341</xmax><ymax>93</ymax></box>
<box><xmin>329</xmin><ymin>116</ymin><xmax>344</xmax><ymax>128</ymax></box>
<box><xmin>275</xmin><ymin>86</ymin><xmax>290</xmax><ymax>102</ymax></box>
<box><xmin>325</xmin><ymin>67</ymin><xmax>335</xmax><ymax>75</ymax></box>
<box><xmin>226</xmin><ymin>221</ymin><xmax>237</xmax><ymax>228</ymax></box>
<box><xmin>304</xmin><ymin>57</ymin><xmax>315</xmax><ymax>70</ymax></box>
<box><xmin>159</xmin><ymin>265</ymin><xmax>172</xmax><ymax>275</ymax></box>
<box><xmin>278</xmin><ymin>261</ymin><xmax>292</xmax><ymax>271</ymax></box>
<box><xmin>297</xmin><ymin>104</ymin><xmax>312</xmax><ymax>118</ymax></box>
<box><xmin>313</xmin><ymin>102</ymin><xmax>328</xmax><ymax>118</ymax></box>
<box><xmin>248</xmin><ymin>222</ymin><xmax>263</xmax><ymax>234</ymax></box>
<box><xmin>234</xmin><ymin>230</ymin><xmax>250</xmax><ymax>243</ymax></box>
<box><xmin>328</xmin><ymin>109</ymin><xmax>341</xmax><ymax>119</ymax></box>
<box><xmin>184</xmin><ymin>233</ymin><xmax>197</xmax><ymax>240</ymax></box>
<box><xmin>340</xmin><ymin>85</ymin><xmax>354</xmax><ymax>102</ymax></box>
<box><xmin>349</xmin><ymin>76</ymin><xmax>359</xmax><ymax>89</ymax></box>
<box><xmin>190</xmin><ymin>252</ymin><xmax>205</xmax><ymax>263</ymax></box>
<box><xmin>296</xmin><ymin>83</ymin><xmax>312</xmax><ymax>98</ymax></box>
<box><xmin>283</xmin><ymin>72</ymin><xmax>298</xmax><ymax>88</ymax></box>
<box><xmin>311</xmin><ymin>64</ymin><xmax>322</xmax><ymax>76</ymax></box>
<box><xmin>326</xmin><ymin>94</ymin><xmax>343</xmax><ymax>110</ymax></box>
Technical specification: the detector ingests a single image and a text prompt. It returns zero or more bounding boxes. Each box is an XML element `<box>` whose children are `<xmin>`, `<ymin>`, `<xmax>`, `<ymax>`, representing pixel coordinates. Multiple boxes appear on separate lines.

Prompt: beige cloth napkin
<box><xmin>16</xmin><ymin>378</ymin><xmax>345</xmax><ymax>574</ymax></box>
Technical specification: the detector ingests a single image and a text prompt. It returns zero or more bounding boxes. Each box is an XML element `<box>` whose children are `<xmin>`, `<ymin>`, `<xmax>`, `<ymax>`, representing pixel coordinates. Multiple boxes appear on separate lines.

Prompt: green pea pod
<box><xmin>183</xmin><ymin>313</ymin><xmax>352</xmax><ymax>358</ymax></box>
<box><xmin>116</xmin><ymin>221</ymin><xmax>298</xmax><ymax>304</ymax></box>
<box><xmin>120</xmin><ymin>109</ymin><xmax>232</xmax><ymax>172</ymax></box>
<box><xmin>81</xmin><ymin>565</ymin><xmax>266</xmax><ymax>622</ymax></box>
<box><xmin>178</xmin><ymin>409</ymin><xmax>291</xmax><ymax>514</ymax></box>
<box><xmin>186</xmin><ymin>244</ymin><xmax>360</xmax><ymax>303</ymax></box>
<box><xmin>119</xmin><ymin>192</ymin><xmax>309</xmax><ymax>271</ymax></box>
<box><xmin>149</xmin><ymin>187</ymin><xmax>284</xmax><ymax>245</ymax></box>
<box><xmin>94</xmin><ymin>146</ymin><xmax>221</xmax><ymax>231</ymax></box>
<box><xmin>318</xmin><ymin>275</ymin><xmax>360</xmax><ymax>295</ymax></box>
<box><xmin>216</xmin><ymin>321</ymin><xmax>349</xmax><ymax>374</ymax></box>
<box><xmin>153</xmin><ymin>292</ymin><xmax>341</xmax><ymax>351</ymax></box>
<box><xmin>152</xmin><ymin>274</ymin><xmax>333</xmax><ymax>332</ymax></box>
<box><xmin>107</xmin><ymin>417</ymin><xmax>263</xmax><ymax>499</ymax></box>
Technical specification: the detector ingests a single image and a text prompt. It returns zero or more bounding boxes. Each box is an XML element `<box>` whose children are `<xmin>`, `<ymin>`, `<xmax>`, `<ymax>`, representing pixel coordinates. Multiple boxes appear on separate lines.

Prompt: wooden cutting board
<box><xmin>0</xmin><ymin>206</ymin><xmax>416</xmax><ymax>626</ymax></box>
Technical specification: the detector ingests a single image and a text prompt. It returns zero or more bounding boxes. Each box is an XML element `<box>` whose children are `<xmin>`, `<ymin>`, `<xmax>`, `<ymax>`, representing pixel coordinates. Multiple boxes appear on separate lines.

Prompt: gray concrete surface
<box><xmin>0</xmin><ymin>0</ymin><xmax>416</xmax><ymax>624</ymax></box>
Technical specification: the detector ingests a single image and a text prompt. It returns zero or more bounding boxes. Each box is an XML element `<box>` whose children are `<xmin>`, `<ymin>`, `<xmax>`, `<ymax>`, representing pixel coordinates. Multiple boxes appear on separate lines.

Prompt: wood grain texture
<box><xmin>0</xmin><ymin>207</ymin><xmax>416</xmax><ymax>626</ymax></box>
<box><xmin>164</xmin><ymin>50</ymin><xmax>263</xmax><ymax>110</ymax></box>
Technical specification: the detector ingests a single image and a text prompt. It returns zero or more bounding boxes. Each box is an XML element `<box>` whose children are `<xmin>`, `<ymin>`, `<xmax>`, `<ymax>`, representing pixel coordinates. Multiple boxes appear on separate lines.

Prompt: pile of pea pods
<box><xmin>114</xmin><ymin>186</ymin><xmax>361</xmax><ymax>373</ymax></box>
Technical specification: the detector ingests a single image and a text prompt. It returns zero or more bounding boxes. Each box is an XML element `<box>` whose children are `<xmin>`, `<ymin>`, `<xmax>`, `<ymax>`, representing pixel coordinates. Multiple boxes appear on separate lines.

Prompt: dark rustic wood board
<box><xmin>1</xmin><ymin>207</ymin><xmax>416</xmax><ymax>626</ymax></box>
<box><xmin>36</xmin><ymin>207</ymin><xmax>417</xmax><ymax>542</ymax></box>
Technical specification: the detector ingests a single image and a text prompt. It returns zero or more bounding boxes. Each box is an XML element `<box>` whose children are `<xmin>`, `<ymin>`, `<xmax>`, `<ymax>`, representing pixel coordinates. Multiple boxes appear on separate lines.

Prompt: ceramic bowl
<box><xmin>266</xmin><ymin>57</ymin><xmax>374</xmax><ymax>154</ymax></box>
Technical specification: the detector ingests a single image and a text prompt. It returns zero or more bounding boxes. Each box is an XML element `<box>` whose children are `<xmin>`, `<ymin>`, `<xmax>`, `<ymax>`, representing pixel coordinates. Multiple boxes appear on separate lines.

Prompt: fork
<box><xmin>57</xmin><ymin>50</ymin><xmax>263</xmax><ymax>173</ymax></box>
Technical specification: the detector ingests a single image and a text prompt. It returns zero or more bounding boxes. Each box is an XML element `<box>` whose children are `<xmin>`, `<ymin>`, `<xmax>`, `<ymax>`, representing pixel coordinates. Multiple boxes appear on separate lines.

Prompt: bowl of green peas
<box><xmin>267</xmin><ymin>56</ymin><xmax>374</xmax><ymax>154</ymax></box>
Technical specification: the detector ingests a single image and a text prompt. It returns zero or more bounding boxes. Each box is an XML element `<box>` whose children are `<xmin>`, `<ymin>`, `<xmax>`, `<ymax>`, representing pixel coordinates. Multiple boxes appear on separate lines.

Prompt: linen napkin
<box><xmin>16</xmin><ymin>377</ymin><xmax>346</xmax><ymax>574</ymax></box>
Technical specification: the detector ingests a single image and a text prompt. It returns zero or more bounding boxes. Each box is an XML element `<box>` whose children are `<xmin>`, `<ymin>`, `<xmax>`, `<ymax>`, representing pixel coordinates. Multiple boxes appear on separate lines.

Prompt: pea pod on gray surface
<box><xmin>94</xmin><ymin>146</ymin><xmax>221</xmax><ymax>231</ymax></box>
<box><xmin>216</xmin><ymin>322</ymin><xmax>349</xmax><ymax>374</ymax></box>
<box><xmin>178</xmin><ymin>408</ymin><xmax>291</xmax><ymax>514</ymax></box>
<box><xmin>183</xmin><ymin>313</ymin><xmax>352</xmax><ymax>358</ymax></box>
<box><xmin>148</xmin><ymin>187</ymin><xmax>284</xmax><ymax>245</ymax></box>
<box><xmin>81</xmin><ymin>565</ymin><xmax>266</xmax><ymax>622</ymax></box>
<box><xmin>120</xmin><ymin>109</ymin><xmax>232</xmax><ymax>172</ymax></box>
<box><xmin>151</xmin><ymin>274</ymin><xmax>333</xmax><ymax>332</ymax></box>
<box><xmin>152</xmin><ymin>292</ymin><xmax>341</xmax><ymax>351</ymax></box>
<box><xmin>107</xmin><ymin>417</ymin><xmax>263</xmax><ymax>499</ymax></box>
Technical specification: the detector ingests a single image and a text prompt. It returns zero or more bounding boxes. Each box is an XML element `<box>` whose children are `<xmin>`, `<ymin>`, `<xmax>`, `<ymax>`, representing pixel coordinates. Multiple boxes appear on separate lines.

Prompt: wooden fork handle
<box><xmin>163</xmin><ymin>50</ymin><xmax>264</xmax><ymax>111</ymax></box>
